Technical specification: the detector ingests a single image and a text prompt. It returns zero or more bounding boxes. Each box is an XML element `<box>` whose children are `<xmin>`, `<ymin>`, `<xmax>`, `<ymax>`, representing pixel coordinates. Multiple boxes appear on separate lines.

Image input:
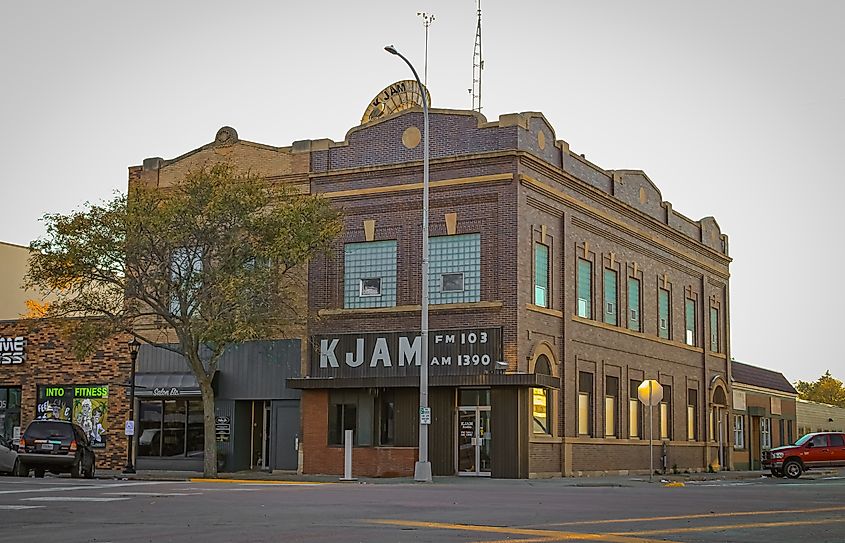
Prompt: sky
<box><xmin>1</xmin><ymin>1</ymin><xmax>843</xmax><ymax>382</ymax></box>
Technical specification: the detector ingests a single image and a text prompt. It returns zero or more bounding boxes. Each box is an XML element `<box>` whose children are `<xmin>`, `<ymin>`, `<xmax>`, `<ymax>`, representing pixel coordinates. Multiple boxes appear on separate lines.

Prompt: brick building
<box><xmin>730</xmin><ymin>361</ymin><xmax>797</xmax><ymax>470</ymax></box>
<box><xmin>133</xmin><ymin>85</ymin><xmax>733</xmax><ymax>478</ymax></box>
<box><xmin>0</xmin><ymin>319</ymin><xmax>131</xmax><ymax>470</ymax></box>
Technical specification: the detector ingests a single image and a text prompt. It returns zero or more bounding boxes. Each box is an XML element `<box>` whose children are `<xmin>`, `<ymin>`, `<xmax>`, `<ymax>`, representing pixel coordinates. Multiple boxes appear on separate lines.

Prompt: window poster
<box><xmin>36</xmin><ymin>385</ymin><xmax>109</xmax><ymax>448</ymax></box>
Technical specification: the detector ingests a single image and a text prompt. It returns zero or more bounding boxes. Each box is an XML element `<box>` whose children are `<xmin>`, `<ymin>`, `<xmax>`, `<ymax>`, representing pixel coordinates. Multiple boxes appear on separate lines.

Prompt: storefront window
<box><xmin>187</xmin><ymin>401</ymin><xmax>204</xmax><ymax>456</ymax></box>
<box><xmin>35</xmin><ymin>385</ymin><xmax>109</xmax><ymax>448</ymax></box>
<box><xmin>0</xmin><ymin>387</ymin><xmax>22</xmax><ymax>441</ymax></box>
<box><xmin>138</xmin><ymin>401</ymin><xmax>162</xmax><ymax>456</ymax></box>
<box><xmin>328</xmin><ymin>390</ymin><xmax>373</xmax><ymax>446</ymax></box>
<box><xmin>379</xmin><ymin>391</ymin><xmax>395</xmax><ymax>446</ymax></box>
<box><xmin>163</xmin><ymin>400</ymin><xmax>186</xmax><ymax>457</ymax></box>
<box><xmin>459</xmin><ymin>389</ymin><xmax>490</xmax><ymax>406</ymax></box>
<box><xmin>138</xmin><ymin>399</ymin><xmax>203</xmax><ymax>457</ymax></box>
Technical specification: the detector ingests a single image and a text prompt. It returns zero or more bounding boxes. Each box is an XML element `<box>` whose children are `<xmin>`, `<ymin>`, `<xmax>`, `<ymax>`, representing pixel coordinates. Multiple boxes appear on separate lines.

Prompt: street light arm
<box><xmin>383</xmin><ymin>45</ymin><xmax>428</xmax><ymax>114</ymax></box>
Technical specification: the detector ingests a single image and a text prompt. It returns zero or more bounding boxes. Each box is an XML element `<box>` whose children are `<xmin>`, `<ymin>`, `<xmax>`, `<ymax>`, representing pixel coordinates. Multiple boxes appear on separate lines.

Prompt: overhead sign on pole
<box><xmin>638</xmin><ymin>380</ymin><xmax>664</xmax><ymax>406</ymax></box>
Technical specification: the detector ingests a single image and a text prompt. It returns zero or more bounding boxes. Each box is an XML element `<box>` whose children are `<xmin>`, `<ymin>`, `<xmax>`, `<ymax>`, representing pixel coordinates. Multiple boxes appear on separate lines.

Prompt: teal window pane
<box><xmin>627</xmin><ymin>278</ymin><xmax>641</xmax><ymax>331</ymax></box>
<box><xmin>658</xmin><ymin>289</ymin><xmax>670</xmax><ymax>339</ymax></box>
<box><xmin>534</xmin><ymin>243</ymin><xmax>549</xmax><ymax>307</ymax></box>
<box><xmin>603</xmin><ymin>269</ymin><xmax>617</xmax><ymax>325</ymax></box>
<box><xmin>344</xmin><ymin>240</ymin><xmax>397</xmax><ymax>308</ymax></box>
<box><xmin>577</xmin><ymin>259</ymin><xmax>592</xmax><ymax>318</ymax></box>
<box><xmin>685</xmin><ymin>298</ymin><xmax>696</xmax><ymax>345</ymax></box>
<box><xmin>429</xmin><ymin>234</ymin><xmax>481</xmax><ymax>305</ymax></box>
<box><xmin>710</xmin><ymin>307</ymin><xmax>719</xmax><ymax>352</ymax></box>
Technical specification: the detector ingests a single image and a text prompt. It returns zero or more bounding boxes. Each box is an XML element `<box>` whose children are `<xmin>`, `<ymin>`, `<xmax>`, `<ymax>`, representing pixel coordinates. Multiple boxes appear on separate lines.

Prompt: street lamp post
<box><xmin>384</xmin><ymin>44</ymin><xmax>432</xmax><ymax>483</ymax></box>
<box><xmin>124</xmin><ymin>338</ymin><xmax>141</xmax><ymax>474</ymax></box>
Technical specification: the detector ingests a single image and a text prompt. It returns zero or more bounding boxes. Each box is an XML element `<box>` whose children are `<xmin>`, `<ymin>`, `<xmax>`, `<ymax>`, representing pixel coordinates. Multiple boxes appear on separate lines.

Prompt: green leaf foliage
<box><xmin>795</xmin><ymin>371</ymin><xmax>845</xmax><ymax>408</ymax></box>
<box><xmin>26</xmin><ymin>163</ymin><xmax>343</xmax><ymax>370</ymax></box>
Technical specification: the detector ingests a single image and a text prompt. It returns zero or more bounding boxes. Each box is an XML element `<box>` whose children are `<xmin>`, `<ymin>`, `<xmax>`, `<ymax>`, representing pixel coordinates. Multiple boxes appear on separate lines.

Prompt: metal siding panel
<box><xmin>394</xmin><ymin>388</ymin><xmax>419</xmax><ymax>447</ymax></box>
<box><xmin>431</xmin><ymin>387</ymin><xmax>455</xmax><ymax>476</ymax></box>
<box><xmin>492</xmin><ymin>387</ymin><xmax>526</xmax><ymax>478</ymax></box>
<box><xmin>138</xmin><ymin>341</ymin><xmax>302</xmax><ymax>401</ymax></box>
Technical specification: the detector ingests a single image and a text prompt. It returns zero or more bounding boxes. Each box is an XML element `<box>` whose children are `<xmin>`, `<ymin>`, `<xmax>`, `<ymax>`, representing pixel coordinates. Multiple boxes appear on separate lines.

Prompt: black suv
<box><xmin>18</xmin><ymin>420</ymin><xmax>96</xmax><ymax>478</ymax></box>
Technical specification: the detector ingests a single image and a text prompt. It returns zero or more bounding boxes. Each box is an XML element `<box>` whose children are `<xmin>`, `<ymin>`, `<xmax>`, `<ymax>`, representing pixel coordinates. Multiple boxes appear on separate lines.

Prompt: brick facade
<box><xmin>0</xmin><ymin>320</ymin><xmax>130</xmax><ymax>470</ymax></box>
<box><xmin>131</xmin><ymin>103</ymin><xmax>733</xmax><ymax>478</ymax></box>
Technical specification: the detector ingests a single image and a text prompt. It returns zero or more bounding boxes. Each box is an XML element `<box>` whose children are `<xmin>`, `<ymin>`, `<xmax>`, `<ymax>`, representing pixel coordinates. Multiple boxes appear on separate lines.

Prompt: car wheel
<box><xmin>70</xmin><ymin>459</ymin><xmax>81</xmax><ymax>479</ymax></box>
<box><xmin>13</xmin><ymin>459</ymin><xmax>27</xmax><ymax>477</ymax></box>
<box><xmin>784</xmin><ymin>460</ymin><xmax>803</xmax><ymax>479</ymax></box>
<box><xmin>770</xmin><ymin>468</ymin><xmax>784</xmax><ymax>478</ymax></box>
<box><xmin>34</xmin><ymin>468</ymin><xmax>45</xmax><ymax>478</ymax></box>
<box><xmin>84</xmin><ymin>459</ymin><xmax>95</xmax><ymax>479</ymax></box>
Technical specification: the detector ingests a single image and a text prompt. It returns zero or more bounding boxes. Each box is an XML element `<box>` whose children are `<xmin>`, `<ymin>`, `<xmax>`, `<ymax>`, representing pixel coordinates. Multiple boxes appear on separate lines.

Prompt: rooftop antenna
<box><xmin>469</xmin><ymin>0</ymin><xmax>483</xmax><ymax>112</ymax></box>
<box><xmin>417</xmin><ymin>12</ymin><xmax>435</xmax><ymax>88</ymax></box>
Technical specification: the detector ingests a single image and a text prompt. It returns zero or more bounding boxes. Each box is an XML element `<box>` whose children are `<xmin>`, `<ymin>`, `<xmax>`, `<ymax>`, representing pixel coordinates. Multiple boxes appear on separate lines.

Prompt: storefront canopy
<box><xmin>133</xmin><ymin>373</ymin><xmax>210</xmax><ymax>398</ymax></box>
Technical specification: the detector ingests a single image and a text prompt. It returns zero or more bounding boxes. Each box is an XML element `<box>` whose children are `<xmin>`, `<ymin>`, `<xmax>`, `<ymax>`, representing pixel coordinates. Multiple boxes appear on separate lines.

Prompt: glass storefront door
<box><xmin>457</xmin><ymin>406</ymin><xmax>491</xmax><ymax>476</ymax></box>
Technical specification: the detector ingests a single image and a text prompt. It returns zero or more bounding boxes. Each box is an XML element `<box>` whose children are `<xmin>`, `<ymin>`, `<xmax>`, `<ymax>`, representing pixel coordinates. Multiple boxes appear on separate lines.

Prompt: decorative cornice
<box><xmin>522</xmin><ymin>175</ymin><xmax>729</xmax><ymax>279</ymax></box>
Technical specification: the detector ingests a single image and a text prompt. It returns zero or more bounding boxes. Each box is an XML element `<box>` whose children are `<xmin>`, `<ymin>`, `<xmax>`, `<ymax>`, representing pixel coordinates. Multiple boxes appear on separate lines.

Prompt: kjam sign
<box><xmin>311</xmin><ymin>328</ymin><xmax>502</xmax><ymax>378</ymax></box>
<box><xmin>0</xmin><ymin>336</ymin><xmax>25</xmax><ymax>365</ymax></box>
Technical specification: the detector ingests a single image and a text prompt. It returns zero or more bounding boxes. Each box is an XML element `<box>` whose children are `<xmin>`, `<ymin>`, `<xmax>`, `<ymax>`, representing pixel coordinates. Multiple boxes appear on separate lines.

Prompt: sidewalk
<box><xmin>95</xmin><ymin>467</ymin><xmax>843</xmax><ymax>486</ymax></box>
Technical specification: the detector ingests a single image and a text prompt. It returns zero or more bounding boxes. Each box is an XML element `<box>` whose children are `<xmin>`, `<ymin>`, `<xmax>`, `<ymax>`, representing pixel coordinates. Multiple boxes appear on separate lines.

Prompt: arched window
<box><xmin>532</xmin><ymin>355</ymin><xmax>552</xmax><ymax>434</ymax></box>
<box><xmin>535</xmin><ymin>354</ymin><xmax>551</xmax><ymax>376</ymax></box>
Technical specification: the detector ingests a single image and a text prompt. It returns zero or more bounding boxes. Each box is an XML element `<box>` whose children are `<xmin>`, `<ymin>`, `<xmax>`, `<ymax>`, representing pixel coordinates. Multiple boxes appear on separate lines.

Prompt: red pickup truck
<box><xmin>763</xmin><ymin>432</ymin><xmax>845</xmax><ymax>478</ymax></box>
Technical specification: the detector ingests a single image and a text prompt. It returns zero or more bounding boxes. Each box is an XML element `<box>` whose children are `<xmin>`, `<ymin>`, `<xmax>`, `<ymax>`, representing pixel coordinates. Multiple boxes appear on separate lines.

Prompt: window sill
<box><xmin>320</xmin><ymin>301</ymin><xmax>503</xmax><ymax>317</ymax></box>
<box><xmin>526</xmin><ymin>304</ymin><xmax>563</xmax><ymax>318</ymax></box>
<box><xmin>530</xmin><ymin>435</ymin><xmax>562</xmax><ymax>444</ymax></box>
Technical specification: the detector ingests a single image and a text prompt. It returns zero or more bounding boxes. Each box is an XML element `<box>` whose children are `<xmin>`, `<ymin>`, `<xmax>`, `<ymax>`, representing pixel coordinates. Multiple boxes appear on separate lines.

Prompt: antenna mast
<box><xmin>417</xmin><ymin>12</ymin><xmax>435</xmax><ymax>88</ymax></box>
<box><xmin>470</xmin><ymin>0</ymin><xmax>483</xmax><ymax>112</ymax></box>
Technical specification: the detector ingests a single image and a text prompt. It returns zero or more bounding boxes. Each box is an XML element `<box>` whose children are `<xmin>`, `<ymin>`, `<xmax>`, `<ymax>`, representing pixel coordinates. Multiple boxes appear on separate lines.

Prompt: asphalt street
<box><xmin>1</xmin><ymin>472</ymin><xmax>843</xmax><ymax>543</ymax></box>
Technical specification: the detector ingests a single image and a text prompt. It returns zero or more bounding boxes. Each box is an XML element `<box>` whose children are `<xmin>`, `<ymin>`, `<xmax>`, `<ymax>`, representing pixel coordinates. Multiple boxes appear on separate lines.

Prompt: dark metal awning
<box><xmin>287</xmin><ymin>372</ymin><xmax>558</xmax><ymax>390</ymax></box>
<box><xmin>133</xmin><ymin>373</ymin><xmax>204</xmax><ymax>398</ymax></box>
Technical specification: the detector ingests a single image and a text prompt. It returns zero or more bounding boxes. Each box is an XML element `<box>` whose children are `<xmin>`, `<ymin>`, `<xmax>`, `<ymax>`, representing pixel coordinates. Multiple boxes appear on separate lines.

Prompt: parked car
<box><xmin>763</xmin><ymin>431</ymin><xmax>845</xmax><ymax>479</ymax></box>
<box><xmin>0</xmin><ymin>434</ymin><xmax>24</xmax><ymax>476</ymax></box>
<box><xmin>18</xmin><ymin>420</ymin><xmax>95</xmax><ymax>478</ymax></box>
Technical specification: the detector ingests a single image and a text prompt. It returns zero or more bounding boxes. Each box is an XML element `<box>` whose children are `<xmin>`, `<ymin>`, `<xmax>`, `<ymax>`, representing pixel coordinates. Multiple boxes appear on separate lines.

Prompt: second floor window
<box><xmin>685</xmin><ymin>298</ymin><xmax>697</xmax><ymax>346</ymax></box>
<box><xmin>344</xmin><ymin>240</ymin><xmax>397</xmax><ymax>309</ymax></box>
<box><xmin>603</xmin><ymin>269</ymin><xmax>618</xmax><ymax>325</ymax></box>
<box><xmin>627</xmin><ymin>277</ymin><xmax>641</xmax><ymax>332</ymax></box>
<box><xmin>534</xmin><ymin>243</ymin><xmax>549</xmax><ymax>307</ymax></box>
<box><xmin>710</xmin><ymin>307</ymin><xmax>720</xmax><ymax>352</ymax></box>
<box><xmin>658</xmin><ymin>288</ymin><xmax>671</xmax><ymax>340</ymax></box>
<box><xmin>430</xmin><ymin>234</ymin><xmax>481</xmax><ymax>304</ymax></box>
<box><xmin>169</xmin><ymin>246</ymin><xmax>203</xmax><ymax>315</ymax></box>
<box><xmin>577</xmin><ymin>259</ymin><xmax>592</xmax><ymax>319</ymax></box>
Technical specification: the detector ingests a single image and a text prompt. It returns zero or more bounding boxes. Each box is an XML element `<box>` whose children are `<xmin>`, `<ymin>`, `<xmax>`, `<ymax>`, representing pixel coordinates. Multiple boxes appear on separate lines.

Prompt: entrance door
<box><xmin>270</xmin><ymin>400</ymin><xmax>299</xmax><ymax>471</ymax></box>
<box><xmin>457</xmin><ymin>406</ymin><xmax>491</xmax><ymax>476</ymax></box>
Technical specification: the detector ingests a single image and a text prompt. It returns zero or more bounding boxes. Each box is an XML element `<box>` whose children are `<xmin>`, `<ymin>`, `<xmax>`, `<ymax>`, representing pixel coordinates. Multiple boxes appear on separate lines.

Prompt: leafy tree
<box><xmin>795</xmin><ymin>371</ymin><xmax>845</xmax><ymax>408</ymax></box>
<box><xmin>26</xmin><ymin>164</ymin><xmax>342</xmax><ymax>476</ymax></box>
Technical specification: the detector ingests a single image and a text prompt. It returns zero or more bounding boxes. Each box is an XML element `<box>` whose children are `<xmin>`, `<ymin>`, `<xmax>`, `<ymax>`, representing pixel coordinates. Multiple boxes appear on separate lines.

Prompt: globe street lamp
<box><xmin>124</xmin><ymin>337</ymin><xmax>141</xmax><ymax>474</ymax></box>
<box><xmin>384</xmin><ymin>44</ymin><xmax>432</xmax><ymax>483</ymax></box>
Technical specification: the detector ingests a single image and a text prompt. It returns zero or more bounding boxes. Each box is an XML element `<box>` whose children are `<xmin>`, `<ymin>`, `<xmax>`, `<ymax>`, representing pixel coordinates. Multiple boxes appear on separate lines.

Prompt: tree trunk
<box><xmin>200</xmin><ymin>378</ymin><xmax>218</xmax><ymax>478</ymax></box>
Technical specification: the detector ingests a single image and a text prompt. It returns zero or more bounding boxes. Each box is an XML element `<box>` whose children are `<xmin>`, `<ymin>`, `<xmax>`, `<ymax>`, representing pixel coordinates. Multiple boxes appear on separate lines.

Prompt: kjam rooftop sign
<box><xmin>0</xmin><ymin>336</ymin><xmax>26</xmax><ymax>365</ymax></box>
<box><xmin>312</xmin><ymin>328</ymin><xmax>502</xmax><ymax>378</ymax></box>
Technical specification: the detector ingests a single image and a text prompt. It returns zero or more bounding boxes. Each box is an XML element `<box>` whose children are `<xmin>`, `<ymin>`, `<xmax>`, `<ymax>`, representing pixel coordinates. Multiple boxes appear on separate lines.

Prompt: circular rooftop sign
<box><xmin>361</xmin><ymin>80</ymin><xmax>431</xmax><ymax>124</ymax></box>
